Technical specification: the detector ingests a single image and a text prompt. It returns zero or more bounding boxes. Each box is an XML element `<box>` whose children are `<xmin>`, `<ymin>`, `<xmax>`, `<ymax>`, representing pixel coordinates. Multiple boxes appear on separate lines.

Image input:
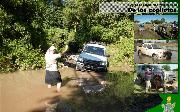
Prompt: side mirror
<box><xmin>79</xmin><ymin>48</ymin><xmax>83</xmax><ymax>52</ymax></box>
<box><xmin>106</xmin><ymin>54</ymin><xmax>110</xmax><ymax>57</ymax></box>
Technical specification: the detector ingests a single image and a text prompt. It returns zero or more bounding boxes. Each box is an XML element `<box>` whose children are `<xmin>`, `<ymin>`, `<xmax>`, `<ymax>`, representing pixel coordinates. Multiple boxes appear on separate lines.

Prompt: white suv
<box><xmin>137</xmin><ymin>43</ymin><xmax>172</xmax><ymax>60</ymax></box>
<box><xmin>75</xmin><ymin>43</ymin><xmax>109</xmax><ymax>72</ymax></box>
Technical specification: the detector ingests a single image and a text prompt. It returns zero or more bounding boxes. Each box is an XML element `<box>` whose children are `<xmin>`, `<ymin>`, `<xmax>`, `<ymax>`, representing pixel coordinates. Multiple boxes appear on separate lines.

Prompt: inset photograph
<box><xmin>134</xmin><ymin>40</ymin><xmax>178</xmax><ymax>64</ymax></box>
<box><xmin>134</xmin><ymin>15</ymin><xmax>178</xmax><ymax>39</ymax></box>
<box><xmin>134</xmin><ymin>64</ymin><xmax>178</xmax><ymax>94</ymax></box>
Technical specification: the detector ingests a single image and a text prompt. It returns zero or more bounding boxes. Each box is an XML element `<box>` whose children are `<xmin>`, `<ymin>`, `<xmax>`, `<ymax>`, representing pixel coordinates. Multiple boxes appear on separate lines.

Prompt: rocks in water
<box><xmin>83</xmin><ymin>85</ymin><xmax>105</xmax><ymax>94</ymax></box>
<box><xmin>76</xmin><ymin>77</ymin><xmax>106</xmax><ymax>93</ymax></box>
<box><xmin>68</xmin><ymin>55</ymin><xmax>79</xmax><ymax>61</ymax></box>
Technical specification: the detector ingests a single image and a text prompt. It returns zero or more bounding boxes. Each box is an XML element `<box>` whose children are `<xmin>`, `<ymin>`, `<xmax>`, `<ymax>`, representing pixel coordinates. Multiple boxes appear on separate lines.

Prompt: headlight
<box><xmin>78</xmin><ymin>57</ymin><xmax>84</xmax><ymax>62</ymax></box>
<box><xmin>100</xmin><ymin>61</ymin><xmax>106</xmax><ymax>65</ymax></box>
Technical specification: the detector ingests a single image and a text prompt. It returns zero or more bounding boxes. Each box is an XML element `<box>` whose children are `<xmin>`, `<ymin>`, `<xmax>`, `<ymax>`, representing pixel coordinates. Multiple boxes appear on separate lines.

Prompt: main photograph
<box><xmin>0</xmin><ymin>0</ymin><xmax>163</xmax><ymax>112</ymax></box>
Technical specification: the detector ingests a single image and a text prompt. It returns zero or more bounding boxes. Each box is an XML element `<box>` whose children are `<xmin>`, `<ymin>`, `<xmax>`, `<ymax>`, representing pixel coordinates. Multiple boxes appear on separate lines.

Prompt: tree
<box><xmin>162</xmin><ymin>65</ymin><xmax>171</xmax><ymax>71</ymax></box>
<box><xmin>161</xmin><ymin>18</ymin><xmax>165</xmax><ymax>23</ymax></box>
<box><xmin>134</xmin><ymin>20</ymin><xmax>140</xmax><ymax>23</ymax></box>
<box><xmin>172</xmin><ymin>68</ymin><xmax>178</xmax><ymax>71</ymax></box>
<box><xmin>0</xmin><ymin>0</ymin><xmax>134</xmax><ymax>72</ymax></box>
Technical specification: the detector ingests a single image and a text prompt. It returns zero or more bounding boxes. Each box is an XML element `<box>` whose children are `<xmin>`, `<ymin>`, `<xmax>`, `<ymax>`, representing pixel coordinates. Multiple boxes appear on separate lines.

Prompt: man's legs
<box><xmin>57</xmin><ymin>82</ymin><xmax>61</xmax><ymax>92</ymax></box>
<box><xmin>48</xmin><ymin>84</ymin><xmax>51</xmax><ymax>88</ymax></box>
<box><xmin>148</xmin><ymin>81</ymin><xmax>151</xmax><ymax>92</ymax></box>
<box><xmin>145</xmin><ymin>80</ymin><xmax>151</xmax><ymax>93</ymax></box>
<box><xmin>145</xmin><ymin>81</ymin><xmax>148</xmax><ymax>93</ymax></box>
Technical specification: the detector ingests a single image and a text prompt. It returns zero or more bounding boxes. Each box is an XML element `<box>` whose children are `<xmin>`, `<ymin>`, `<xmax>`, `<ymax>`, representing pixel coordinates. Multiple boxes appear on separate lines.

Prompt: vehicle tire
<box><xmin>152</xmin><ymin>75</ymin><xmax>163</xmax><ymax>91</ymax></box>
<box><xmin>165</xmin><ymin>54</ymin><xmax>171</xmax><ymax>60</ymax></box>
<box><xmin>164</xmin><ymin>52</ymin><xmax>172</xmax><ymax>60</ymax></box>
<box><xmin>104</xmin><ymin>67</ymin><xmax>108</xmax><ymax>72</ymax></box>
<box><xmin>138</xmin><ymin>50</ymin><xmax>142</xmax><ymax>56</ymax></box>
<box><xmin>75</xmin><ymin>65</ymin><xmax>80</xmax><ymax>71</ymax></box>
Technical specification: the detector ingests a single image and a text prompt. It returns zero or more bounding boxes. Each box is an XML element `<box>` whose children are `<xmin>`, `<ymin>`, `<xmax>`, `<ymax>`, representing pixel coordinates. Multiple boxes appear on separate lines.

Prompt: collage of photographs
<box><xmin>134</xmin><ymin>15</ymin><xmax>178</xmax><ymax>94</ymax></box>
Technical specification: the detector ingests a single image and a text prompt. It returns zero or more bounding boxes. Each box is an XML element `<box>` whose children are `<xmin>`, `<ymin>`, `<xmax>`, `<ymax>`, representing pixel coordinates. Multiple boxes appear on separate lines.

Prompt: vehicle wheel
<box><xmin>104</xmin><ymin>67</ymin><xmax>108</xmax><ymax>72</ymax></box>
<box><xmin>165</xmin><ymin>53</ymin><xmax>172</xmax><ymax>60</ymax></box>
<box><xmin>152</xmin><ymin>75</ymin><xmax>162</xmax><ymax>91</ymax></box>
<box><xmin>138</xmin><ymin>50</ymin><xmax>142</xmax><ymax>56</ymax></box>
<box><xmin>165</xmin><ymin>55</ymin><xmax>171</xmax><ymax>60</ymax></box>
<box><xmin>75</xmin><ymin>65</ymin><xmax>80</xmax><ymax>71</ymax></box>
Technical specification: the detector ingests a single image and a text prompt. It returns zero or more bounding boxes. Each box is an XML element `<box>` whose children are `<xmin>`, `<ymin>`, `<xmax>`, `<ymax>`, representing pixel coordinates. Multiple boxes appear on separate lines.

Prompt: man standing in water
<box><xmin>45</xmin><ymin>45</ymin><xmax>68</xmax><ymax>92</ymax></box>
<box><xmin>145</xmin><ymin>67</ymin><xmax>152</xmax><ymax>93</ymax></box>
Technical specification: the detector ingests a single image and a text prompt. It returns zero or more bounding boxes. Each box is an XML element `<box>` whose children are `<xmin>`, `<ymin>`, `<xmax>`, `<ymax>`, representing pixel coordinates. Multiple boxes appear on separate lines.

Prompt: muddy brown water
<box><xmin>0</xmin><ymin>64</ymin><xmax>105</xmax><ymax>112</ymax></box>
<box><xmin>134</xmin><ymin>24</ymin><xmax>161</xmax><ymax>39</ymax></box>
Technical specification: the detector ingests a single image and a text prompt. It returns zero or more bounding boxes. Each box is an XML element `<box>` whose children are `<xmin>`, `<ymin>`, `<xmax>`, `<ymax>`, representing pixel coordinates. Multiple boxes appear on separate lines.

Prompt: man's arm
<box><xmin>61</xmin><ymin>45</ymin><xmax>69</xmax><ymax>57</ymax></box>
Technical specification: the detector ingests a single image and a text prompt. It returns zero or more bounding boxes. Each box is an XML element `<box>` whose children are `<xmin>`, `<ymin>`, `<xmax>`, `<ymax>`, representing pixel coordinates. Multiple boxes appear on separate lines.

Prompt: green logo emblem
<box><xmin>162</xmin><ymin>96</ymin><xmax>175</xmax><ymax>112</ymax></box>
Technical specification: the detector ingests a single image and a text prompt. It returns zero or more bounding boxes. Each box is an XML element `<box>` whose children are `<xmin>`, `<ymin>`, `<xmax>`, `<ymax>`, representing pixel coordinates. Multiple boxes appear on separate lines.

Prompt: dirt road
<box><xmin>0</xmin><ymin>61</ymin><xmax>105</xmax><ymax>112</ymax></box>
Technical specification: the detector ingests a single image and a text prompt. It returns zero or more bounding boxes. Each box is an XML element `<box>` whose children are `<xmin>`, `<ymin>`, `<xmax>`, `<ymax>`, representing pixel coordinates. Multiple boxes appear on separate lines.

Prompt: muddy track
<box><xmin>0</xmin><ymin>60</ymin><xmax>105</xmax><ymax>112</ymax></box>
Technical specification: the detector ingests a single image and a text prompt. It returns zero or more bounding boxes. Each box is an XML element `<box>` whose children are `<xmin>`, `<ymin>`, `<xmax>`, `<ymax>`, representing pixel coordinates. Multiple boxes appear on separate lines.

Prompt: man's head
<box><xmin>146</xmin><ymin>67</ymin><xmax>151</xmax><ymax>72</ymax></box>
<box><xmin>49</xmin><ymin>45</ymin><xmax>56</xmax><ymax>53</ymax></box>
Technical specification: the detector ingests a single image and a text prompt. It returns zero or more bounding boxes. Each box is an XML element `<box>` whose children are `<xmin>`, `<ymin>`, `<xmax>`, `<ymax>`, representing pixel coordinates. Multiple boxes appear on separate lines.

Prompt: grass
<box><xmin>54</xmin><ymin>72</ymin><xmax>163</xmax><ymax>112</ymax></box>
<box><xmin>106</xmin><ymin>41</ymin><xmax>134</xmax><ymax>72</ymax></box>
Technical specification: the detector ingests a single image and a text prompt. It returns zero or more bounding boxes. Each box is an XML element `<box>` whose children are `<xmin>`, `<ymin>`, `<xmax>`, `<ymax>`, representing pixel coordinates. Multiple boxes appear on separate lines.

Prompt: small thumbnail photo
<box><xmin>134</xmin><ymin>15</ymin><xmax>178</xmax><ymax>39</ymax></box>
<box><xmin>134</xmin><ymin>40</ymin><xmax>178</xmax><ymax>64</ymax></box>
<box><xmin>134</xmin><ymin>64</ymin><xmax>178</xmax><ymax>94</ymax></box>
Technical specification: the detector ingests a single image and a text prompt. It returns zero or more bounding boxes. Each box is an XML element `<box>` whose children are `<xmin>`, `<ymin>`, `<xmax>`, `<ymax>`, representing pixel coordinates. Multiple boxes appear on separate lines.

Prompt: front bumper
<box><xmin>76</xmin><ymin>61</ymin><xmax>107</xmax><ymax>70</ymax></box>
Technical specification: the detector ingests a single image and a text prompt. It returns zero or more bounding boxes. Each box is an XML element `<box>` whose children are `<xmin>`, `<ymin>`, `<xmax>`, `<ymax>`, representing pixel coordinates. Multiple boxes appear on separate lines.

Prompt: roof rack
<box><xmin>88</xmin><ymin>41</ymin><xmax>105</xmax><ymax>46</ymax></box>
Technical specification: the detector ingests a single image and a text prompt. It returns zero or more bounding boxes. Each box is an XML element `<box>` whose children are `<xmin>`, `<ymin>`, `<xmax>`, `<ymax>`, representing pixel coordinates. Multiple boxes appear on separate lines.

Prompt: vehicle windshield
<box><xmin>83</xmin><ymin>45</ymin><xmax>105</xmax><ymax>56</ymax></box>
<box><xmin>139</xmin><ymin>24</ymin><xmax>144</xmax><ymax>28</ymax></box>
<box><xmin>152</xmin><ymin>44</ymin><xmax>162</xmax><ymax>49</ymax></box>
<box><xmin>152</xmin><ymin>66</ymin><xmax>162</xmax><ymax>72</ymax></box>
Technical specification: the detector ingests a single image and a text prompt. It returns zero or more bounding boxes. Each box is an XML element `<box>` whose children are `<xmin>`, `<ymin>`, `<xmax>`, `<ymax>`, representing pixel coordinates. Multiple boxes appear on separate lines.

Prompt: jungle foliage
<box><xmin>0</xmin><ymin>0</ymin><xmax>134</xmax><ymax>72</ymax></box>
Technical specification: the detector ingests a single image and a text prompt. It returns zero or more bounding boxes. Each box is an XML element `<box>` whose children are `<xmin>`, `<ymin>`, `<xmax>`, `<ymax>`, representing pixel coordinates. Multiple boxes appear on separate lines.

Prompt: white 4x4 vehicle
<box><xmin>76</xmin><ymin>43</ymin><xmax>109</xmax><ymax>72</ymax></box>
<box><xmin>137</xmin><ymin>43</ymin><xmax>172</xmax><ymax>60</ymax></box>
<box><xmin>164</xmin><ymin>71</ymin><xmax>176</xmax><ymax>82</ymax></box>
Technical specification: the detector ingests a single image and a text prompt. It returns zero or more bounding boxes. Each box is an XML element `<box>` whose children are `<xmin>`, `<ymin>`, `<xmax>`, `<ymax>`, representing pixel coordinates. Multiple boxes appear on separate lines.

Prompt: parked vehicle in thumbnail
<box><xmin>137</xmin><ymin>64</ymin><xmax>164</xmax><ymax>83</ymax></box>
<box><xmin>137</xmin><ymin>43</ymin><xmax>172</xmax><ymax>60</ymax></box>
<box><xmin>164</xmin><ymin>71</ymin><xmax>177</xmax><ymax>82</ymax></box>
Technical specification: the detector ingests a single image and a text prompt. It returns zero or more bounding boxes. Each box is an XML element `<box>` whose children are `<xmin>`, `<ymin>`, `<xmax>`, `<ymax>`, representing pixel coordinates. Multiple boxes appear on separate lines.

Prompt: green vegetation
<box><xmin>0</xmin><ymin>1</ymin><xmax>163</xmax><ymax>111</ymax></box>
<box><xmin>0</xmin><ymin>0</ymin><xmax>134</xmax><ymax>72</ymax></box>
<box><xmin>151</xmin><ymin>19</ymin><xmax>165</xmax><ymax>24</ymax></box>
<box><xmin>82</xmin><ymin>72</ymin><xmax>134</xmax><ymax>112</ymax></box>
<box><xmin>107</xmin><ymin>37</ymin><xmax>134</xmax><ymax>67</ymax></box>
<box><xmin>162</xmin><ymin>65</ymin><xmax>171</xmax><ymax>71</ymax></box>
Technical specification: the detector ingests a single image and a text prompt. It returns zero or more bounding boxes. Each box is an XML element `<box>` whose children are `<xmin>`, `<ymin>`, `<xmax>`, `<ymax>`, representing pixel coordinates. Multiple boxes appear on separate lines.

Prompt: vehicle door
<box><xmin>146</xmin><ymin>44</ymin><xmax>153</xmax><ymax>56</ymax></box>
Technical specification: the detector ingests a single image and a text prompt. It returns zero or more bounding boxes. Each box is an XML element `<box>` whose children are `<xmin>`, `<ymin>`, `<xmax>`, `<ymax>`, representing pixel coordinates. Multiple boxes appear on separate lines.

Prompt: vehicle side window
<box><xmin>143</xmin><ymin>44</ymin><xmax>147</xmax><ymax>48</ymax></box>
<box><xmin>147</xmin><ymin>45</ymin><xmax>152</xmax><ymax>49</ymax></box>
<box><xmin>137</xmin><ymin>66</ymin><xmax>141</xmax><ymax>71</ymax></box>
<box><xmin>142</xmin><ymin>66</ymin><xmax>146</xmax><ymax>71</ymax></box>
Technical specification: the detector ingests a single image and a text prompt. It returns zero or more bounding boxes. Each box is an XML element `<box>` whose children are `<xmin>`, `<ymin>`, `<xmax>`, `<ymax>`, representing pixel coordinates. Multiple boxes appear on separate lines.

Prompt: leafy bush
<box><xmin>0</xmin><ymin>0</ymin><xmax>134</xmax><ymax>72</ymax></box>
<box><xmin>107</xmin><ymin>37</ymin><xmax>134</xmax><ymax>67</ymax></box>
<box><xmin>0</xmin><ymin>39</ymin><xmax>45</xmax><ymax>72</ymax></box>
